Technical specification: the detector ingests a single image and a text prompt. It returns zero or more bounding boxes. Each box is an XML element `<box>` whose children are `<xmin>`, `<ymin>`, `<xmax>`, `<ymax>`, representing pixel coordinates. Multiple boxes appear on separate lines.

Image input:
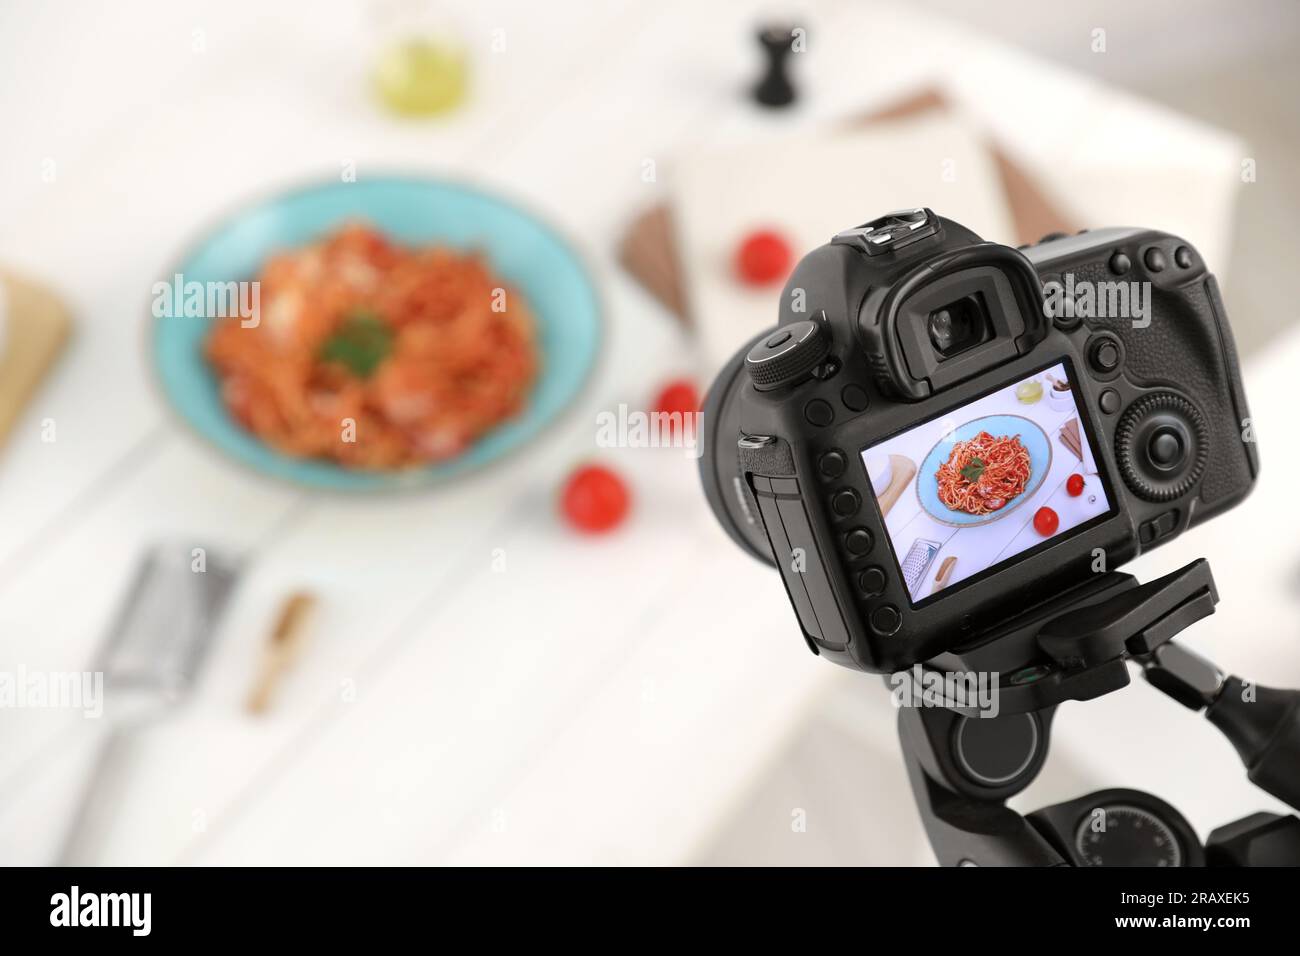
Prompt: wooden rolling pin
<box><xmin>246</xmin><ymin>592</ymin><xmax>317</xmax><ymax>715</ymax></box>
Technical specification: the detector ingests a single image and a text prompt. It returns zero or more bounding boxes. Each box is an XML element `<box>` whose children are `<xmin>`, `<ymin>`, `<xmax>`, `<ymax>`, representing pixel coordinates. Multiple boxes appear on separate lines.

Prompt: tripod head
<box><xmin>898</xmin><ymin>557</ymin><xmax>1300</xmax><ymax>865</ymax></box>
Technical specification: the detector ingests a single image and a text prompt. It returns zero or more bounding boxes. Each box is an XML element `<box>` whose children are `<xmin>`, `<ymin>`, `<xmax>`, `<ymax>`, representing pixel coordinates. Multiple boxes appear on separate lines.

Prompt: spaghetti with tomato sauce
<box><xmin>935</xmin><ymin>431</ymin><xmax>1031</xmax><ymax>515</ymax></box>
<box><xmin>205</xmin><ymin>223</ymin><xmax>538</xmax><ymax>470</ymax></box>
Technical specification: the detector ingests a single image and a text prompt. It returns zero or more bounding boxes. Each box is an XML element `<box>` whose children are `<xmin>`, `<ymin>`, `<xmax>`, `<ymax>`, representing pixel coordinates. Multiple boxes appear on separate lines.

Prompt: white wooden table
<box><xmin>0</xmin><ymin>0</ymin><xmax>1273</xmax><ymax>865</ymax></box>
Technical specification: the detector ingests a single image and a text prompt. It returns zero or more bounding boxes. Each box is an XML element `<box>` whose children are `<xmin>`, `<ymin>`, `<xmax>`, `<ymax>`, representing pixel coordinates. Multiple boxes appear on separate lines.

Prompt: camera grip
<box><xmin>1084</xmin><ymin>266</ymin><xmax>1255</xmax><ymax>508</ymax></box>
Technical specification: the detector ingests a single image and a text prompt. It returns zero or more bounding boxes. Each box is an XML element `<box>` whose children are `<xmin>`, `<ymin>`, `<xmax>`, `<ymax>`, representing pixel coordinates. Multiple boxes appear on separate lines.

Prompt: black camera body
<box><xmin>701</xmin><ymin>209</ymin><xmax>1257</xmax><ymax>674</ymax></box>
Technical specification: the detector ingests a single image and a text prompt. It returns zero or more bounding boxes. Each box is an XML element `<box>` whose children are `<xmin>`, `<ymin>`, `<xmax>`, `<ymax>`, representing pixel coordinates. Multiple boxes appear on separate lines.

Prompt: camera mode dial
<box><xmin>745</xmin><ymin>318</ymin><xmax>832</xmax><ymax>391</ymax></box>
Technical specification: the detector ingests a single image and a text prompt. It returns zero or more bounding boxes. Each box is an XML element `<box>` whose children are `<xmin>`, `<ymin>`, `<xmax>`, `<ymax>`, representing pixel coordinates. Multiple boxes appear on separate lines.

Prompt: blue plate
<box><xmin>916</xmin><ymin>414</ymin><xmax>1051</xmax><ymax>526</ymax></box>
<box><xmin>152</xmin><ymin>177</ymin><xmax>601</xmax><ymax>491</ymax></box>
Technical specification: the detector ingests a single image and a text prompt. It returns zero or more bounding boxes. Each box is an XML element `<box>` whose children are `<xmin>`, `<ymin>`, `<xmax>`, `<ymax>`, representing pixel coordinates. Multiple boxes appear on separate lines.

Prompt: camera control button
<box><xmin>764</xmin><ymin>330</ymin><xmax>792</xmax><ymax>348</ymax></box>
<box><xmin>1139</xmin><ymin>510</ymin><xmax>1179</xmax><ymax>545</ymax></box>
<box><xmin>870</xmin><ymin>604</ymin><xmax>901</xmax><ymax>636</ymax></box>
<box><xmin>832</xmin><ymin>489</ymin><xmax>860</xmax><ymax>517</ymax></box>
<box><xmin>1052</xmin><ymin>311</ymin><xmax>1082</xmax><ymax>332</ymax></box>
<box><xmin>1042</xmin><ymin>273</ymin><xmax>1082</xmax><ymax>331</ymax></box>
<box><xmin>1090</xmin><ymin>338</ymin><xmax>1121</xmax><ymax>374</ymax></box>
<box><xmin>1108</xmin><ymin>251</ymin><xmax>1132</xmax><ymax>276</ymax></box>
<box><xmin>1144</xmin><ymin>247</ymin><xmax>1168</xmax><ymax>273</ymax></box>
<box><xmin>840</xmin><ymin>383</ymin><xmax>869</xmax><ymax>412</ymax></box>
<box><xmin>1099</xmin><ymin>388</ymin><xmax>1121</xmax><ymax>415</ymax></box>
<box><xmin>844</xmin><ymin>528</ymin><xmax>873</xmax><ymax>555</ymax></box>
<box><xmin>818</xmin><ymin>450</ymin><xmax>846</xmax><ymax>479</ymax></box>
<box><xmin>804</xmin><ymin>399</ymin><xmax>834</xmax><ymax>427</ymax></box>
<box><xmin>859</xmin><ymin>566</ymin><xmax>886</xmax><ymax>596</ymax></box>
<box><xmin>1175</xmin><ymin>246</ymin><xmax>1193</xmax><ymax>269</ymax></box>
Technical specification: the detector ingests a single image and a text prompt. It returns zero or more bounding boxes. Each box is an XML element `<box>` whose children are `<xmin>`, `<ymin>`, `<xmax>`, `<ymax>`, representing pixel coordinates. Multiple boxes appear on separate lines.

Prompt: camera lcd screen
<box><xmin>860</xmin><ymin>360</ymin><xmax>1114</xmax><ymax>607</ymax></box>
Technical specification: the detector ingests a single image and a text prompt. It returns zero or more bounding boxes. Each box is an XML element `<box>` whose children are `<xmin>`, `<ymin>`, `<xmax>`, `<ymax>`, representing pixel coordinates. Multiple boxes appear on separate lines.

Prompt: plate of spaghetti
<box><xmin>152</xmin><ymin>177</ymin><xmax>600</xmax><ymax>491</ymax></box>
<box><xmin>917</xmin><ymin>415</ymin><xmax>1051</xmax><ymax>526</ymax></box>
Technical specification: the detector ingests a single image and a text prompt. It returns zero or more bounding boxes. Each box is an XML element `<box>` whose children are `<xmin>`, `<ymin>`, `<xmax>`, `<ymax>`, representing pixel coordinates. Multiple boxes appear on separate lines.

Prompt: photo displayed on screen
<box><xmin>860</xmin><ymin>360</ymin><xmax>1113</xmax><ymax>606</ymax></box>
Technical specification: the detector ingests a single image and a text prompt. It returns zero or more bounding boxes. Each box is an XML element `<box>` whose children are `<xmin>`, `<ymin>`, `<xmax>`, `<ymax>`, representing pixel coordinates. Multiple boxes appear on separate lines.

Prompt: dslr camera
<box><xmin>701</xmin><ymin>209</ymin><xmax>1258</xmax><ymax>675</ymax></box>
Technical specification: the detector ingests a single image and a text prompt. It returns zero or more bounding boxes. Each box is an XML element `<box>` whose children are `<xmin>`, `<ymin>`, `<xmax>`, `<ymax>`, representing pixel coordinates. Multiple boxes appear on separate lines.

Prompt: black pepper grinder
<box><xmin>752</xmin><ymin>25</ymin><xmax>798</xmax><ymax>108</ymax></box>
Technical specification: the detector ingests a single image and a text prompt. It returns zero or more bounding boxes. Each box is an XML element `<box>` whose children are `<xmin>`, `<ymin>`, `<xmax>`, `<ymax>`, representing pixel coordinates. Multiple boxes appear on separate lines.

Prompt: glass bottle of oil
<box><xmin>371</xmin><ymin>0</ymin><xmax>468</xmax><ymax>118</ymax></box>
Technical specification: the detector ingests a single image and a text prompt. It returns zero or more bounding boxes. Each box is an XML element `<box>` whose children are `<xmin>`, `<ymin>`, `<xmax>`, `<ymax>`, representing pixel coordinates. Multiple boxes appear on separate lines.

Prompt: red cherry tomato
<box><xmin>653</xmin><ymin>379</ymin><xmax>700</xmax><ymax>437</ymax></box>
<box><xmin>1066</xmin><ymin>474</ymin><xmax>1085</xmax><ymax>497</ymax></box>
<box><xmin>735</xmin><ymin>229</ymin><xmax>792</xmax><ymax>285</ymax></box>
<box><xmin>561</xmin><ymin>464</ymin><xmax>630</xmax><ymax>534</ymax></box>
<box><xmin>1033</xmin><ymin>506</ymin><xmax>1060</xmax><ymax>537</ymax></box>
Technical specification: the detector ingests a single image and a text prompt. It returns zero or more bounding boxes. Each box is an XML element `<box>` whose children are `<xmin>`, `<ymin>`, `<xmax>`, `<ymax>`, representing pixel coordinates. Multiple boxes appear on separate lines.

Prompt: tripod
<box><xmin>897</xmin><ymin>559</ymin><xmax>1300</xmax><ymax>866</ymax></box>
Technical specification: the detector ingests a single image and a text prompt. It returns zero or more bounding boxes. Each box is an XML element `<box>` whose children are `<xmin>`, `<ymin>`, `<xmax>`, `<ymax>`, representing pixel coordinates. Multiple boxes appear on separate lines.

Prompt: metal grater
<box><xmin>58</xmin><ymin>542</ymin><xmax>241</xmax><ymax>863</ymax></box>
<box><xmin>900</xmin><ymin>538</ymin><xmax>942</xmax><ymax>597</ymax></box>
<box><xmin>92</xmin><ymin>544</ymin><xmax>241</xmax><ymax>701</ymax></box>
